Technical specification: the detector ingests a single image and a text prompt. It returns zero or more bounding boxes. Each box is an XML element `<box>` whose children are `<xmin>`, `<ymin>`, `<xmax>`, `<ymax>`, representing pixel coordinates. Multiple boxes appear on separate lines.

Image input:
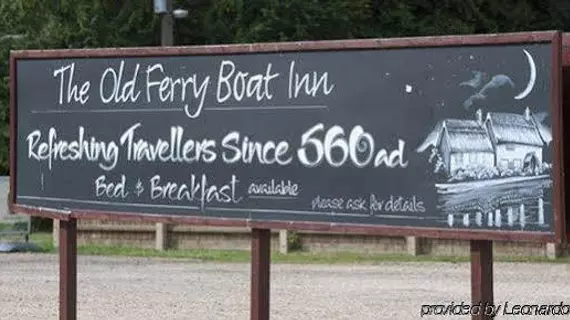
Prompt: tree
<box><xmin>0</xmin><ymin>0</ymin><xmax>159</xmax><ymax>174</ymax></box>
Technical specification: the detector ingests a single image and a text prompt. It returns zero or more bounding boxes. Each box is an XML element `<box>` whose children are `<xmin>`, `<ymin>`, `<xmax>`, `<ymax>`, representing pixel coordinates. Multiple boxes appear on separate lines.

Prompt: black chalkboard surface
<box><xmin>11</xmin><ymin>32</ymin><xmax>565</xmax><ymax>240</ymax></box>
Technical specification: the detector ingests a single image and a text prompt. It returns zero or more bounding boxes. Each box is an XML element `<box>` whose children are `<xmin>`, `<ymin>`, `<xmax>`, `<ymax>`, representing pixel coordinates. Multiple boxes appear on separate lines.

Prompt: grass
<box><xmin>23</xmin><ymin>232</ymin><xmax>570</xmax><ymax>264</ymax></box>
<box><xmin>0</xmin><ymin>221</ymin><xmax>28</xmax><ymax>232</ymax></box>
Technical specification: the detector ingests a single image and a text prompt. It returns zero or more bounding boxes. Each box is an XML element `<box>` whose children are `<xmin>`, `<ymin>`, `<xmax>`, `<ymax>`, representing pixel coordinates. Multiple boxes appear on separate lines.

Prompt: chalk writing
<box><xmin>288</xmin><ymin>60</ymin><xmax>335</xmax><ymax>99</ymax></box>
<box><xmin>134</xmin><ymin>178</ymin><xmax>144</xmax><ymax>197</ymax></box>
<box><xmin>369</xmin><ymin>194</ymin><xmax>426</xmax><ymax>214</ymax></box>
<box><xmin>311</xmin><ymin>195</ymin><xmax>344</xmax><ymax>211</ymax></box>
<box><xmin>51</xmin><ymin>58</ymin><xmax>337</xmax><ymax>119</ymax></box>
<box><xmin>53</xmin><ymin>63</ymin><xmax>90</xmax><ymax>105</ymax></box>
<box><xmin>145</xmin><ymin>63</ymin><xmax>210</xmax><ymax>118</ymax></box>
<box><xmin>149</xmin><ymin>174</ymin><xmax>242</xmax><ymax>209</ymax></box>
<box><xmin>297</xmin><ymin>123</ymin><xmax>408</xmax><ymax>168</ymax></box>
<box><xmin>221</xmin><ymin>132</ymin><xmax>292</xmax><ymax>165</ymax></box>
<box><xmin>310</xmin><ymin>195</ymin><xmax>367</xmax><ymax>213</ymax></box>
<box><xmin>25</xmin><ymin>123</ymin><xmax>409</xmax><ymax>171</ymax></box>
<box><xmin>95</xmin><ymin>174</ymin><xmax>129</xmax><ymax>199</ymax></box>
<box><xmin>119</xmin><ymin>123</ymin><xmax>217</xmax><ymax>164</ymax></box>
<box><xmin>26</xmin><ymin>127</ymin><xmax>119</xmax><ymax>171</ymax></box>
<box><xmin>217</xmin><ymin>60</ymin><xmax>279</xmax><ymax>103</ymax></box>
<box><xmin>310</xmin><ymin>195</ymin><xmax>424</xmax><ymax>215</ymax></box>
<box><xmin>248</xmin><ymin>179</ymin><xmax>300</xmax><ymax>197</ymax></box>
<box><xmin>100</xmin><ymin>60</ymin><xmax>141</xmax><ymax>103</ymax></box>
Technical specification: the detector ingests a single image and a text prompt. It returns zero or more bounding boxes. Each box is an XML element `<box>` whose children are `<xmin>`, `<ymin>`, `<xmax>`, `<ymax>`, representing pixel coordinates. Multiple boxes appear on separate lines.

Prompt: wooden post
<box><xmin>53</xmin><ymin>218</ymin><xmax>60</xmax><ymax>248</ymax></box>
<box><xmin>546</xmin><ymin>243</ymin><xmax>561</xmax><ymax>260</ymax></box>
<box><xmin>251</xmin><ymin>229</ymin><xmax>271</xmax><ymax>320</ymax></box>
<box><xmin>470</xmin><ymin>240</ymin><xmax>494</xmax><ymax>320</ymax></box>
<box><xmin>59</xmin><ymin>218</ymin><xmax>77</xmax><ymax>320</ymax></box>
<box><xmin>406</xmin><ymin>236</ymin><xmax>422</xmax><ymax>256</ymax></box>
<box><xmin>155</xmin><ymin>222</ymin><xmax>168</xmax><ymax>251</ymax></box>
<box><xmin>279</xmin><ymin>230</ymin><xmax>289</xmax><ymax>254</ymax></box>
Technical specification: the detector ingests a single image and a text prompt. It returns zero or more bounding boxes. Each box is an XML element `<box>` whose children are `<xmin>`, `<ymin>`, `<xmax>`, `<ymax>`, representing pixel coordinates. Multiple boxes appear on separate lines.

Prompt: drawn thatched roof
<box><xmin>485</xmin><ymin>112</ymin><xmax>549</xmax><ymax>146</ymax></box>
<box><xmin>416</xmin><ymin>120</ymin><xmax>443</xmax><ymax>153</ymax></box>
<box><xmin>533</xmin><ymin>115</ymin><xmax>553</xmax><ymax>145</ymax></box>
<box><xmin>441</xmin><ymin>119</ymin><xmax>494</xmax><ymax>153</ymax></box>
<box><xmin>416</xmin><ymin>108</ymin><xmax>552</xmax><ymax>154</ymax></box>
<box><xmin>416</xmin><ymin>119</ymin><xmax>493</xmax><ymax>153</ymax></box>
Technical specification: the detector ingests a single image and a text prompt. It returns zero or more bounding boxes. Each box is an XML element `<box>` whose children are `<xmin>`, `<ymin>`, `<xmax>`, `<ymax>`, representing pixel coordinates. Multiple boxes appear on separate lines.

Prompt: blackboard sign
<box><xmin>10</xmin><ymin>31</ymin><xmax>565</xmax><ymax>242</ymax></box>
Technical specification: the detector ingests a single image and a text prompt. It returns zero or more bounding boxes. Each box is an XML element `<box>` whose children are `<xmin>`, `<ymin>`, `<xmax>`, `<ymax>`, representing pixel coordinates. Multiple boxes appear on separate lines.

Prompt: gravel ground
<box><xmin>0</xmin><ymin>253</ymin><xmax>569</xmax><ymax>320</ymax></box>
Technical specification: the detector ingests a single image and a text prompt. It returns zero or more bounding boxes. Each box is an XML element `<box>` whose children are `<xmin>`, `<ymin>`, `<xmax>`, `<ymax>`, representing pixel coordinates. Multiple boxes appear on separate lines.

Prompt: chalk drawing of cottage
<box><xmin>417</xmin><ymin>107</ymin><xmax>552</xmax><ymax>177</ymax></box>
<box><xmin>485</xmin><ymin>108</ymin><xmax>551</xmax><ymax>173</ymax></box>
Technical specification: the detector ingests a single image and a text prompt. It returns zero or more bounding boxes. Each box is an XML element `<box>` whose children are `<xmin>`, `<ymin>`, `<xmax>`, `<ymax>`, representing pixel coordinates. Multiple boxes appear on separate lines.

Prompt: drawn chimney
<box><xmin>476</xmin><ymin>109</ymin><xmax>483</xmax><ymax>125</ymax></box>
<box><xmin>524</xmin><ymin>106</ymin><xmax>531</xmax><ymax>121</ymax></box>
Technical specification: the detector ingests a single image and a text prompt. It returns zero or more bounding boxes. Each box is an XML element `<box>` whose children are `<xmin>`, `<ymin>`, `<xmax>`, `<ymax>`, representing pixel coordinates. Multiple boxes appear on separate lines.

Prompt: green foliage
<box><xmin>1</xmin><ymin>0</ymin><xmax>570</xmax><ymax>174</ymax></box>
<box><xmin>287</xmin><ymin>231</ymin><xmax>302</xmax><ymax>251</ymax></box>
<box><xmin>0</xmin><ymin>0</ymin><xmax>158</xmax><ymax>174</ymax></box>
<box><xmin>31</xmin><ymin>217</ymin><xmax>52</xmax><ymax>232</ymax></box>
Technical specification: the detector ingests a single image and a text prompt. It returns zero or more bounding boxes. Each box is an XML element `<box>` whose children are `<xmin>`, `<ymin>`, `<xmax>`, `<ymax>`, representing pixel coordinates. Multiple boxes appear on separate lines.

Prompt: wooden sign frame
<box><xmin>561</xmin><ymin>33</ymin><xmax>570</xmax><ymax>243</ymax></box>
<box><xmin>8</xmin><ymin>30</ymin><xmax>566</xmax><ymax>320</ymax></box>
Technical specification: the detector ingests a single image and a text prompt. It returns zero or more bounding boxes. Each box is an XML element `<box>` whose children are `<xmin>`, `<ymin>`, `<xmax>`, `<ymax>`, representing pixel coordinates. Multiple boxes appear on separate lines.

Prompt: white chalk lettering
<box><xmin>311</xmin><ymin>195</ymin><xmax>344</xmax><ymax>211</ymax></box>
<box><xmin>221</xmin><ymin>131</ymin><xmax>292</xmax><ymax>165</ymax></box>
<box><xmin>150</xmin><ymin>174</ymin><xmax>242</xmax><ymax>209</ymax></box>
<box><xmin>99</xmin><ymin>60</ymin><xmax>141</xmax><ymax>104</ymax></box>
<box><xmin>288</xmin><ymin>60</ymin><xmax>334</xmax><ymax>99</ymax></box>
<box><xmin>53</xmin><ymin>63</ymin><xmax>90</xmax><ymax>105</ymax></box>
<box><xmin>346</xmin><ymin>197</ymin><xmax>367</xmax><ymax>211</ymax></box>
<box><xmin>349</xmin><ymin>125</ymin><xmax>375</xmax><ymax>168</ymax></box>
<box><xmin>373</xmin><ymin>139</ymin><xmax>408</xmax><ymax>168</ymax></box>
<box><xmin>119</xmin><ymin>123</ymin><xmax>217</xmax><ymax>164</ymax></box>
<box><xmin>26</xmin><ymin>127</ymin><xmax>119</xmax><ymax>171</ymax></box>
<box><xmin>297</xmin><ymin>123</ymin><xmax>325</xmax><ymax>167</ymax></box>
<box><xmin>310</xmin><ymin>195</ymin><xmax>368</xmax><ymax>213</ymax></box>
<box><xmin>297</xmin><ymin>123</ymin><xmax>408</xmax><ymax>168</ymax></box>
<box><xmin>145</xmin><ymin>63</ymin><xmax>210</xmax><ymax>118</ymax></box>
<box><xmin>216</xmin><ymin>60</ymin><xmax>279</xmax><ymax>103</ymax></box>
<box><xmin>369</xmin><ymin>194</ymin><xmax>425</xmax><ymax>214</ymax></box>
<box><xmin>247</xmin><ymin>179</ymin><xmax>299</xmax><ymax>197</ymax></box>
<box><xmin>95</xmin><ymin>174</ymin><xmax>129</xmax><ymax>199</ymax></box>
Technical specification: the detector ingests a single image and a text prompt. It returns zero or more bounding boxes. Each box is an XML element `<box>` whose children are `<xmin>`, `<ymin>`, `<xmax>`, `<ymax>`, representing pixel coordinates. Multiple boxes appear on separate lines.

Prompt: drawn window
<box><xmin>456</xmin><ymin>154</ymin><xmax>464</xmax><ymax>165</ymax></box>
<box><xmin>469</xmin><ymin>153</ymin><xmax>477</xmax><ymax>164</ymax></box>
<box><xmin>506</xmin><ymin>145</ymin><xmax>515</xmax><ymax>151</ymax></box>
<box><xmin>514</xmin><ymin>159</ymin><xmax>521</xmax><ymax>168</ymax></box>
<box><xmin>508</xmin><ymin>160</ymin><xmax>515</xmax><ymax>170</ymax></box>
<box><xmin>500</xmin><ymin>159</ymin><xmax>509</xmax><ymax>169</ymax></box>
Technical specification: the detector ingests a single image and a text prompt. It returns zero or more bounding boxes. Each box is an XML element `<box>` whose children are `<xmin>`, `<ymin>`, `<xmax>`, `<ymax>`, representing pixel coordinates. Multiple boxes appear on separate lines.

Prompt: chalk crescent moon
<box><xmin>514</xmin><ymin>49</ymin><xmax>536</xmax><ymax>100</ymax></box>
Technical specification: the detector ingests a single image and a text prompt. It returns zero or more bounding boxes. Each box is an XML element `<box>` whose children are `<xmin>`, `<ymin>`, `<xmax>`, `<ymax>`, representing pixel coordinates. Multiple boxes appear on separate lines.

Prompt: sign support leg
<box><xmin>470</xmin><ymin>240</ymin><xmax>494</xmax><ymax>320</ymax></box>
<box><xmin>59</xmin><ymin>218</ymin><xmax>77</xmax><ymax>320</ymax></box>
<box><xmin>251</xmin><ymin>228</ymin><xmax>270</xmax><ymax>320</ymax></box>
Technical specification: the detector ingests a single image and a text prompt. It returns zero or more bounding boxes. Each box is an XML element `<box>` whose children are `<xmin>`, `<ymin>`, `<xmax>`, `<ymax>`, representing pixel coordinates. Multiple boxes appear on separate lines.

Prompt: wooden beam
<box><xmin>251</xmin><ymin>229</ymin><xmax>271</xmax><ymax>320</ymax></box>
<box><xmin>59</xmin><ymin>218</ymin><xmax>77</xmax><ymax>320</ymax></box>
<box><xmin>471</xmin><ymin>240</ymin><xmax>494</xmax><ymax>320</ymax></box>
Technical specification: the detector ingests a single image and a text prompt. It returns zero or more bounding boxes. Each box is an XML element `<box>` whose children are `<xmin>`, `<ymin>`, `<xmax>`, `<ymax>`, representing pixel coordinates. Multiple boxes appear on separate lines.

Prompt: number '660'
<box><xmin>296</xmin><ymin>123</ymin><xmax>408</xmax><ymax>169</ymax></box>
